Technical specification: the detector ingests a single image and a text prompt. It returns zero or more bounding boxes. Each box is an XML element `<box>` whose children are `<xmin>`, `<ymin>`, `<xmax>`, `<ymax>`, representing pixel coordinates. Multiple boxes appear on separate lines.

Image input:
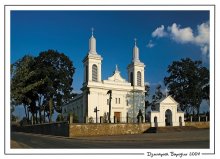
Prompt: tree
<box><xmin>34</xmin><ymin>50</ymin><xmax>75</xmax><ymax>122</ymax></box>
<box><xmin>144</xmin><ymin>84</ymin><xmax>151</xmax><ymax>121</ymax></box>
<box><xmin>11</xmin><ymin>55</ymin><xmax>43</xmax><ymax>124</ymax></box>
<box><xmin>56</xmin><ymin>113</ymin><xmax>64</xmax><ymax>122</ymax></box>
<box><xmin>151</xmin><ymin>84</ymin><xmax>165</xmax><ymax>111</ymax></box>
<box><xmin>164</xmin><ymin>58</ymin><xmax>209</xmax><ymax>115</ymax></box>
<box><xmin>144</xmin><ymin>84</ymin><xmax>150</xmax><ymax>109</ymax></box>
<box><xmin>11</xmin><ymin>50</ymin><xmax>75</xmax><ymax>124</ymax></box>
<box><xmin>137</xmin><ymin>109</ymin><xmax>144</xmax><ymax>123</ymax></box>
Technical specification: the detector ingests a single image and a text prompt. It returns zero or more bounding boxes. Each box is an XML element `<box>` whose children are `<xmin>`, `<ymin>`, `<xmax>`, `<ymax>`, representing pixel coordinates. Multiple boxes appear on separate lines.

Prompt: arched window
<box><xmin>130</xmin><ymin>72</ymin><xmax>134</xmax><ymax>86</ymax></box>
<box><xmin>154</xmin><ymin>116</ymin><xmax>158</xmax><ymax>127</ymax></box>
<box><xmin>179</xmin><ymin>116</ymin><xmax>182</xmax><ymax>122</ymax></box>
<box><xmin>85</xmin><ymin>65</ymin><xmax>88</xmax><ymax>82</ymax></box>
<box><xmin>137</xmin><ymin>71</ymin><xmax>141</xmax><ymax>86</ymax></box>
<box><xmin>154</xmin><ymin>116</ymin><xmax>157</xmax><ymax>122</ymax></box>
<box><xmin>92</xmin><ymin>64</ymin><xmax>98</xmax><ymax>81</ymax></box>
<box><xmin>179</xmin><ymin>116</ymin><xmax>183</xmax><ymax>126</ymax></box>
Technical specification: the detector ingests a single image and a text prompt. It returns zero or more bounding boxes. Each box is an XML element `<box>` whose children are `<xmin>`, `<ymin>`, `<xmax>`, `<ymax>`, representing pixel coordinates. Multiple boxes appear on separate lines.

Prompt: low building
<box><xmin>150</xmin><ymin>95</ymin><xmax>185</xmax><ymax>127</ymax></box>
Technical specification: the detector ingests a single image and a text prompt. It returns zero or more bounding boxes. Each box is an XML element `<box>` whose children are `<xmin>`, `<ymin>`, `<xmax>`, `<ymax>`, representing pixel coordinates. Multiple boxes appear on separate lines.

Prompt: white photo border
<box><xmin>4</xmin><ymin>4</ymin><xmax>215</xmax><ymax>157</ymax></box>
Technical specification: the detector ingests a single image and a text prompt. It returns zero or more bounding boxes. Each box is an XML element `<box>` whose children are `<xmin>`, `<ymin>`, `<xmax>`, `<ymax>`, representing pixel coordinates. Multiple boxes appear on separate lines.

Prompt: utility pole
<box><xmin>107</xmin><ymin>90</ymin><xmax>112</xmax><ymax>123</ymax></box>
<box><xmin>94</xmin><ymin>106</ymin><xmax>99</xmax><ymax>123</ymax></box>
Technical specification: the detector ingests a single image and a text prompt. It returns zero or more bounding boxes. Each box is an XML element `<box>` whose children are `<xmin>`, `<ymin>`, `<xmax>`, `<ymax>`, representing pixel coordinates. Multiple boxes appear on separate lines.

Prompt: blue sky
<box><xmin>11</xmin><ymin>10</ymin><xmax>210</xmax><ymax>117</ymax></box>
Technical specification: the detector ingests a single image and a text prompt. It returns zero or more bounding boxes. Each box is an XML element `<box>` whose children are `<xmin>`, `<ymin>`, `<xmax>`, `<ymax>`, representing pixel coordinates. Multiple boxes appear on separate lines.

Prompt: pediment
<box><xmin>160</xmin><ymin>96</ymin><xmax>178</xmax><ymax>105</ymax></box>
<box><xmin>107</xmin><ymin>71</ymin><xmax>126</xmax><ymax>82</ymax></box>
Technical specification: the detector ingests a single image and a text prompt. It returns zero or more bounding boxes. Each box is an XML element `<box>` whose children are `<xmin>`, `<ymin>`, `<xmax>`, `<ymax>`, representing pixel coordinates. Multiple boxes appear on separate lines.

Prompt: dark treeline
<box><xmin>11</xmin><ymin>50</ymin><xmax>75</xmax><ymax>124</ymax></box>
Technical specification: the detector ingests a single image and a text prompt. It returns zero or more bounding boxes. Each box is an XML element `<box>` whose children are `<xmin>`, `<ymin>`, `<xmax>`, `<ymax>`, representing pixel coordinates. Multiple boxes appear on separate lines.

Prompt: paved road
<box><xmin>11</xmin><ymin>129</ymin><xmax>209</xmax><ymax>149</ymax></box>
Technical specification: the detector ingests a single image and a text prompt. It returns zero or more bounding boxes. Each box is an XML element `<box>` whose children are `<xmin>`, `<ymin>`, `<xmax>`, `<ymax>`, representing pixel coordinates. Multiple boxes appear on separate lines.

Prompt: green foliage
<box><xmin>19</xmin><ymin>117</ymin><xmax>29</xmax><ymax>126</ymax></box>
<box><xmin>35</xmin><ymin>50</ymin><xmax>75</xmax><ymax>113</ymax></box>
<box><xmin>11</xmin><ymin>114</ymin><xmax>18</xmax><ymax>122</ymax></box>
<box><xmin>164</xmin><ymin>58</ymin><xmax>209</xmax><ymax>114</ymax></box>
<box><xmin>11</xmin><ymin>50</ymin><xmax>75</xmax><ymax>124</ymax></box>
<box><xmin>151</xmin><ymin>84</ymin><xmax>165</xmax><ymax>110</ymax></box>
<box><xmin>56</xmin><ymin>113</ymin><xmax>64</xmax><ymax>122</ymax></box>
<box><xmin>145</xmin><ymin>84</ymin><xmax>150</xmax><ymax>97</ymax></box>
<box><xmin>88</xmin><ymin>116</ymin><xmax>94</xmax><ymax>123</ymax></box>
<box><xmin>137</xmin><ymin>109</ymin><xmax>144</xmax><ymax>123</ymax></box>
<box><xmin>144</xmin><ymin>84</ymin><xmax>151</xmax><ymax>109</ymax></box>
<box><xmin>11</xmin><ymin>55</ymin><xmax>39</xmax><ymax>121</ymax></box>
<box><xmin>68</xmin><ymin>112</ymin><xmax>79</xmax><ymax>123</ymax></box>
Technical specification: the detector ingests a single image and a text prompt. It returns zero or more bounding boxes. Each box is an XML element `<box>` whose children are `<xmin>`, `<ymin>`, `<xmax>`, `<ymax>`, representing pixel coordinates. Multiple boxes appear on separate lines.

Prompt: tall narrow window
<box><xmin>92</xmin><ymin>64</ymin><xmax>98</xmax><ymax>81</ymax></box>
<box><xmin>85</xmin><ymin>65</ymin><xmax>88</xmax><ymax>82</ymax></box>
<box><xmin>137</xmin><ymin>71</ymin><xmax>141</xmax><ymax>86</ymax></box>
<box><xmin>115</xmin><ymin>98</ymin><xmax>117</xmax><ymax>104</ymax></box>
<box><xmin>130</xmin><ymin>72</ymin><xmax>134</xmax><ymax>86</ymax></box>
<box><xmin>118</xmin><ymin>98</ymin><xmax>120</xmax><ymax>104</ymax></box>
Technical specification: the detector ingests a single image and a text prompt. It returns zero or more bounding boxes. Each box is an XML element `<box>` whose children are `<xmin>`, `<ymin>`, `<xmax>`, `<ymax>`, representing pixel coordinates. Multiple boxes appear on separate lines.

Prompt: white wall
<box><xmin>150</xmin><ymin>96</ymin><xmax>185</xmax><ymax>127</ymax></box>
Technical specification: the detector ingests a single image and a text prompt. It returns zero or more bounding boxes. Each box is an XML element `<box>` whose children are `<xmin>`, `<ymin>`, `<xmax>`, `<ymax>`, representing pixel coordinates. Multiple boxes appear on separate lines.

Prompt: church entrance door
<box><xmin>114</xmin><ymin>112</ymin><xmax>121</xmax><ymax>123</ymax></box>
<box><xmin>165</xmin><ymin>109</ymin><xmax>172</xmax><ymax>126</ymax></box>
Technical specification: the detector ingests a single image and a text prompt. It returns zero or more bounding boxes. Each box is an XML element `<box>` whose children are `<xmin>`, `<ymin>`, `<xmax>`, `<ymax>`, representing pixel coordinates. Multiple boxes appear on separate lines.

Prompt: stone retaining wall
<box><xmin>13</xmin><ymin>122</ymin><xmax>209</xmax><ymax>137</ymax></box>
<box><xmin>69</xmin><ymin>123</ymin><xmax>151</xmax><ymax>137</ymax></box>
<box><xmin>15</xmin><ymin>122</ymin><xmax>69</xmax><ymax>137</ymax></box>
<box><xmin>185</xmin><ymin>122</ymin><xmax>209</xmax><ymax>128</ymax></box>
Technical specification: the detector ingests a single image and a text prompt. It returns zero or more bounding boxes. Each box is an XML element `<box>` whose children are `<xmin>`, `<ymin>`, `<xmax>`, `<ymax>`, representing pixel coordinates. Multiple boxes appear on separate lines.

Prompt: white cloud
<box><xmin>146</xmin><ymin>40</ymin><xmax>155</xmax><ymax>48</ymax></box>
<box><xmin>152</xmin><ymin>25</ymin><xmax>167</xmax><ymax>38</ymax></box>
<box><xmin>194</xmin><ymin>22</ymin><xmax>209</xmax><ymax>45</ymax></box>
<box><xmin>194</xmin><ymin>22</ymin><xmax>210</xmax><ymax>60</ymax></box>
<box><xmin>151</xmin><ymin>22</ymin><xmax>210</xmax><ymax>59</ymax></box>
<box><xmin>145</xmin><ymin>82</ymin><xmax>150</xmax><ymax>86</ymax></box>
<box><xmin>201</xmin><ymin>45</ymin><xmax>209</xmax><ymax>55</ymax></box>
<box><xmin>168</xmin><ymin>23</ymin><xmax>194</xmax><ymax>43</ymax></box>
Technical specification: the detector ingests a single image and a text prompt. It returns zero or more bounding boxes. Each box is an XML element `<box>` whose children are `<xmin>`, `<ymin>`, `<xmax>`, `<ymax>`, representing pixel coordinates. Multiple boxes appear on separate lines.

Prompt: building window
<box><xmin>92</xmin><ymin>64</ymin><xmax>98</xmax><ymax>81</ymax></box>
<box><xmin>137</xmin><ymin>71</ymin><xmax>141</xmax><ymax>86</ymax></box>
<box><xmin>130</xmin><ymin>72</ymin><xmax>134</xmax><ymax>86</ymax></box>
<box><xmin>126</xmin><ymin>100</ymin><xmax>129</xmax><ymax>106</ymax></box>
<box><xmin>85</xmin><ymin>65</ymin><xmax>88</xmax><ymax>82</ymax></box>
<box><xmin>115</xmin><ymin>98</ymin><xmax>120</xmax><ymax>104</ymax></box>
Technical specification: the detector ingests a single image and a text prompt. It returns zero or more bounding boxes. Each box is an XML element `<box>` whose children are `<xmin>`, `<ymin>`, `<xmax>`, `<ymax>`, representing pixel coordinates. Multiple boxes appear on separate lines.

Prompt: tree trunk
<box><xmin>49</xmin><ymin>97</ymin><xmax>53</xmax><ymax>123</ymax></box>
<box><xmin>35</xmin><ymin>111</ymin><xmax>38</xmax><ymax>124</ymax></box>
<box><xmin>32</xmin><ymin>112</ymin><xmax>35</xmax><ymax>125</ymax></box>
<box><xmin>23</xmin><ymin>105</ymin><xmax>27</xmax><ymax>119</ymax></box>
<box><xmin>43</xmin><ymin>108</ymin><xmax>46</xmax><ymax>123</ymax></box>
<box><xmin>197</xmin><ymin>106</ymin><xmax>200</xmax><ymax>116</ymax></box>
<box><xmin>27</xmin><ymin>109</ymin><xmax>29</xmax><ymax>124</ymax></box>
<box><xmin>39</xmin><ymin>108</ymin><xmax>42</xmax><ymax>124</ymax></box>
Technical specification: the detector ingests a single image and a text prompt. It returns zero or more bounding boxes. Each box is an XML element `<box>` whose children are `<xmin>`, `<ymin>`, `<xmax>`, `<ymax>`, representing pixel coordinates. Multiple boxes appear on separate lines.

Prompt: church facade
<box><xmin>62</xmin><ymin>32</ymin><xmax>145</xmax><ymax>123</ymax></box>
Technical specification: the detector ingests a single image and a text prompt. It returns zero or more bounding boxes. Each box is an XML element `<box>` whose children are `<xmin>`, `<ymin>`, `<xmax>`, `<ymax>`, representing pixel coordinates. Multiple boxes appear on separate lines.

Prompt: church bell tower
<box><xmin>82</xmin><ymin>28</ymin><xmax>103</xmax><ymax>85</ymax></box>
<box><xmin>127</xmin><ymin>39</ymin><xmax>145</xmax><ymax>89</ymax></box>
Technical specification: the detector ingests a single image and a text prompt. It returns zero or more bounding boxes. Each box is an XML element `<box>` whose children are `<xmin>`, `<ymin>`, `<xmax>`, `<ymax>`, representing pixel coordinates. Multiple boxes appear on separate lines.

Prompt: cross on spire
<box><xmin>134</xmin><ymin>38</ymin><xmax>137</xmax><ymax>46</ymax></box>
<box><xmin>116</xmin><ymin>64</ymin><xmax>118</xmax><ymax>72</ymax></box>
<box><xmin>91</xmin><ymin>27</ymin><xmax>94</xmax><ymax>36</ymax></box>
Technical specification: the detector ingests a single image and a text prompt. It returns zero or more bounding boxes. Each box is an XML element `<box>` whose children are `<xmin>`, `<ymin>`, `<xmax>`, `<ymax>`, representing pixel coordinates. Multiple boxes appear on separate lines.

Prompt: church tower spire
<box><xmin>89</xmin><ymin>27</ymin><xmax>97</xmax><ymax>54</ymax></box>
<box><xmin>133</xmin><ymin>38</ymin><xmax>140</xmax><ymax>62</ymax></box>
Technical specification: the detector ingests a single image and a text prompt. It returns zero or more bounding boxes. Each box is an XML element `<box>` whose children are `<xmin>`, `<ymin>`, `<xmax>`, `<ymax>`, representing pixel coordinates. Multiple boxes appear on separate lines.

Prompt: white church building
<box><xmin>62</xmin><ymin>31</ymin><xmax>145</xmax><ymax>123</ymax></box>
<box><xmin>62</xmin><ymin>31</ymin><xmax>185</xmax><ymax>126</ymax></box>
